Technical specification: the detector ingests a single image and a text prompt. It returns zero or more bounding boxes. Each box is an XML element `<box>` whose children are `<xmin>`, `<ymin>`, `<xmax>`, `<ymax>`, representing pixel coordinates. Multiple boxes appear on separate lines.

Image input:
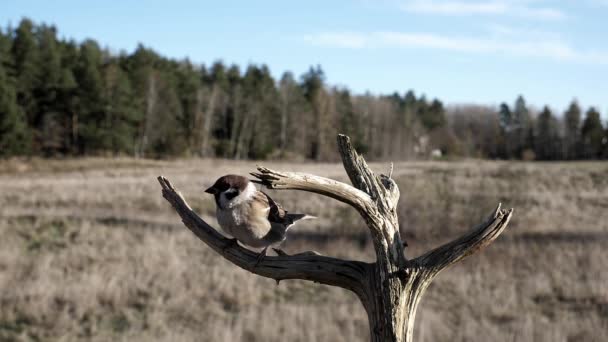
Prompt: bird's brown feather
<box><xmin>252</xmin><ymin>191</ymin><xmax>290</xmax><ymax>224</ymax></box>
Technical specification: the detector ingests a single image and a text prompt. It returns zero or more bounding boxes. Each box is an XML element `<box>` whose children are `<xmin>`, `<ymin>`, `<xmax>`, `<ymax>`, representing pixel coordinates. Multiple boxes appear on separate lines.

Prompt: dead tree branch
<box><xmin>251</xmin><ymin>167</ymin><xmax>374</xmax><ymax>213</ymax></box>
<box><xmin>157</xmin><ymin>176</ymin><xmax>369</xmax><ymax>296</ymax></box>
<box><xmin>158</xmin><ymin>134</ymin><xmax>513</xmax><ymax>342</ymax></box>
<box><xmin>414</xmin><ymin>203</ymin><xmax>513</xmax><ymax>277</ymax></box>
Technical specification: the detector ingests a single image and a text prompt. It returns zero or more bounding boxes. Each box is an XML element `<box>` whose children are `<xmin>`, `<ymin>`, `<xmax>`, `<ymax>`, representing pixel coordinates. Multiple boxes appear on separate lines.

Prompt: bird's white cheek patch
<box><xmin>227</xmin><ymin>182</ymin><xmax>256</xmax><ymax>208</ymax></box>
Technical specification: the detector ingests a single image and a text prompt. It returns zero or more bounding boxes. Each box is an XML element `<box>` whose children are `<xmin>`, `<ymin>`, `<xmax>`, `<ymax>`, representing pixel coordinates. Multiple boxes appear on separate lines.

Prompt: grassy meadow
<box><xmin>0</xmin><ymin>158</ymin><xmax>607</xmax><ymax>341</ymax></box>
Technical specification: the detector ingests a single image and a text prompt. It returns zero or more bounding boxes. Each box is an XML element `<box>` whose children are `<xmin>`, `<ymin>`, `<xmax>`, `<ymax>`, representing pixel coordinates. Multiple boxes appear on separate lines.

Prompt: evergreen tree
<box><xmin>253</xmin><ymin>64</ymin><xmax>279</xmax><ymax>158</ymax></box>
<box><xmin>149</xmin><ymin>72</ymin><xmax>186</xmax><ymax>157</ymax></box>
<box><xmin>336</xmin><ymin>88</ymin><xmax>365</xmax><ymax>152</ymax></box>
<box><xmin>498</xmin><ymin>103</ymin><xmax>512</xmax><ymax>129</ymax></box>
<box><xmin>202</xmin><ymin>60</ymin><xmax>229</xmax><ymax>156</ymax></box>
<box><xmin>101</xmin><ymin>62</ymin><xmax>139</xmax><ymax>154</ymax></box>
<box><xmin>224</xmin><ymin>64</ymin><xmax>243</xmax><ymax>158</ymax></box>
<box><xmin>603</xmin><ymin>123</ymin><xmax>608</xmax><ymax>159</ymax></box>
<box><xmin>300</xmin><ymin>65</ymin><xmax>327</xmax><ymax>160</ymax></box>
<box><xmin>0</xmin><ymin>62</ymin><xmax>30</xmax><ymax>156</ymax></box>
<box><xmin>563</xmin><ymin>100</ymin><xmax>582</xmax><ymax>160</ymax></box>
<box><xmin>11</xmin><ymin>18</ymin><xmax>40</xmax><ymax>147</ymax></box>
<box><xmin>403</xmin><ymin>90</ymin><xmax>417</xmax><ymax>115</ymax></box>
<box><xmin>581</xmin><ymin>107</ymin><xmax>604</xmax><ymax>159</ymax></box>
<box><xmin>209</xmin><ymin>60</ymin><xmax>227</xmax><ymax>85</ymax></box>
<box><xmin>512</xmin><ymin>95</ymin><xmax>532</xmax><ymax>157</ymax></box>
<box><xmin>415</xmin><ymin>95</ymin><xmax>429</xmax><ymax>130</ymax></box>
<box><xmin>278</xmin><ymin>72</ymin><xmax>294</xmax><ymax>154</ymax></box>
<box><xmin>237</xmin><ymin>64</ymin><xmax>278</xmax><ymax>159</ymax></box>
<box><xmin>176</xmin><ymin>60</ymin><xmax>202</xmax><ymax>153</ymax></box>
<box><xmin>0</xmin><ymin>27</ymin><xmax>12</xmax><ymax>70</ymax></box>
<box><xmin>74</xmin><ymin>39</ymin><xmax>105</xmax><ymax>153</ymax></box>
<box><xmin>498</xmin><ymin>102</ymin><xmax>514</xmax><ymax>158</ymax></box>
<box><xmin>36</xmin><ymin>24</ymin><xmax>65</xmax><ymax>154</ymax></box>
<box><xmin>534</xmin><ymin>106</ymin><xmax>559</xmax><ymax>160</ymax></box>
<box><xmin>57</xmin><ymin>40</ymin><xmax>79</xmax><ymax>153</ymax></box>
<box><xmin>425</xmin><ymin>99</ymin><xmax>446</xmax><ymax>130</ymax></box>
<box><xmin>123</xmin><ymin>45</ymin><xmax>161</xmax><ymax>157</ymax></box>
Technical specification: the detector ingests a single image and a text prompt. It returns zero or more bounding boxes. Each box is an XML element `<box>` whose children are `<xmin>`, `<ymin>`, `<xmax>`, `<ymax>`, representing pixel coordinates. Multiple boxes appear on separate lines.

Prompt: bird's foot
<box><xmin>254</xmin><ymin>247</ymin><xmax>268</xmax><ymax>267</ymax></box>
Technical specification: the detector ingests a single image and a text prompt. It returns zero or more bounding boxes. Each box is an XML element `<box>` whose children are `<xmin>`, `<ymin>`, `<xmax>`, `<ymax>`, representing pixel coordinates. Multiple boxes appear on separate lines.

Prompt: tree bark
<box><xmin>158</xmin><ymin>134</ymin><xmax>513</xmax><ymax>342</ymax></box>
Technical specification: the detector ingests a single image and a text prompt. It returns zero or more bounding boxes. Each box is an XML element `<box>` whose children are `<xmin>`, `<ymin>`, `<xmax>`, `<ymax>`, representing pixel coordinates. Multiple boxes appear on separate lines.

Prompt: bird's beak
<box><xmin>204</xmin><ymin>186</ymin><xmax>218</xmax><ymax>195</ymax></box>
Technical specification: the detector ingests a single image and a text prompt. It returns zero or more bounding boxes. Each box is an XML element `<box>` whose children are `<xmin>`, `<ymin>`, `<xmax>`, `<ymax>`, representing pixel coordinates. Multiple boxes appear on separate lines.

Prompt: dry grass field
<box><xmin>0</xmin><ymin>158</ymin><xmax>607</xmax><ymax>341</ymax></box>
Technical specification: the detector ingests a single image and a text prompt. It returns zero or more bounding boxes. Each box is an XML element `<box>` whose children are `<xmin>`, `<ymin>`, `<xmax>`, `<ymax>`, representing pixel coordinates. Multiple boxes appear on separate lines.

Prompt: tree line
<box><xmin>448</xmin><ymin>97</ymin><xmax>607</xmax><ymax>161</ymax></box>
<box><xmin>1</xmin><ymin>18</ymin><xmax>607</xmax><ymax>160</ymax></box>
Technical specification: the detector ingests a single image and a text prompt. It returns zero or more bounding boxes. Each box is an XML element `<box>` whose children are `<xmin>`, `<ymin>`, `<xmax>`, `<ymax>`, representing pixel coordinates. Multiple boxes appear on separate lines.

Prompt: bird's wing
<box><xmin>252</xmin><ymin>191</ymin><xmax>290</xmax><ymax>225</ymax></box>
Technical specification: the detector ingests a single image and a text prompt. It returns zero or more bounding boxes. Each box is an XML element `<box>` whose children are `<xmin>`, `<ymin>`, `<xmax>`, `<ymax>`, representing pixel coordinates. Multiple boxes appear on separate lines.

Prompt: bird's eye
<box><xmin>224</xmin><ymin>189</ymin><xmax>239</xmax><ymax>200</ymax></box>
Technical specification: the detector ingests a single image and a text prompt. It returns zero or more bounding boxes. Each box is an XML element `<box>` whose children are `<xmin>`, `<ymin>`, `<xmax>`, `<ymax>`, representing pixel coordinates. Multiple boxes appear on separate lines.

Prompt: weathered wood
<box><xmin>251</xmin><ymin>167</ymin><xmax>374</xmax><ymax>212</ymax></box>
<box><xmin>158</xmin><ymin>134</ymin><xmax>513</xmax><ymax>342</ymax></box>
<box><xmin>157</xmin><ymin>175</ymin><xmax>369</xmax><ymax>297</ymax></box>
<box><xmin>414</xmin><ymin>204</ymin><xmax>513</xmax><ymax>278</ymax></box>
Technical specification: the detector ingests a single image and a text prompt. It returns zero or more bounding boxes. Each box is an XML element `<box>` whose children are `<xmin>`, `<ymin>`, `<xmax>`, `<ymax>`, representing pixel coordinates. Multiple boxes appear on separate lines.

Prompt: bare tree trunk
<box><xmin>279</xmin><ymin>90</ymin><xmax>289</xmax><ymax>154</ymax></box>
<box><xmin>200</xmin><ymin>85</ymin><xmax>218</xmax><ymax>157</ymax></box>
<box><xmin>362</xmin><ymin>268</ymin><xmax>429</xmax><ymax>342</ymax></box>
<box><xmin>315</xmin><ymin>91</ymin><xmax>332</xmax><ymax>161</ymax></box>
<box><xmin>157</xmin><ymin>134</ymin><xmax>513</xmax><ymax>341</ymax></box>
<box><xmin>235</xmin><ymin>107</ymin><xmax>255</xmax><ymax>160</ymax></box>
<box><xmin>136</xmin><ymin>72</ymin><xmax>156</xmax><ymax>157</ymax></box>
<box><xmin>71</xmin><ymin>111</ymin><xmax>78</xmax><ymax>154</ymax></box>
<box><xmin>229</xmin><ymin>87</ymin><xmax>243</xmax><ymax>158</ymax></box>
<box><xmin>191</xmin><ymin>88</ymin><xmax>205</xmax><ymax>149</ymax></box>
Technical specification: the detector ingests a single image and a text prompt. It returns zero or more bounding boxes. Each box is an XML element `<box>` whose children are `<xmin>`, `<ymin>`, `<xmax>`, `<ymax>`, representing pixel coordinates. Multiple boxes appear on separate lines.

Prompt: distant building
<box><xmin>430</xmin><ymin>149</ymin><xmax>442</xmax><ymax>159</ymax></box>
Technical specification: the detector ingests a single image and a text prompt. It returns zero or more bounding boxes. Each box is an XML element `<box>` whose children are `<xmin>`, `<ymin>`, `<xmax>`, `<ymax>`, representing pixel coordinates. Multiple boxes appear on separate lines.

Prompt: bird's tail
<box><xmin>285</xmin><ymin>214</ymin><xmax>316</xmax><ymax>229</ymax></box>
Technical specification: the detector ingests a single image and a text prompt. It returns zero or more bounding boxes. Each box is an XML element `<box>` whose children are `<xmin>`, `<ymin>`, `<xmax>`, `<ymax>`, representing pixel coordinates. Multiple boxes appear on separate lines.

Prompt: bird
<box><xmin>204</xmin><ymin>174</ymin><xmax>314</xmax><ymax>264</ymax></box>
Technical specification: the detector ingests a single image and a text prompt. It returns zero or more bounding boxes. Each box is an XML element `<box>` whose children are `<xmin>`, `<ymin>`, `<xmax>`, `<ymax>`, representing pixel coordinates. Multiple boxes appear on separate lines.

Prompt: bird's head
<box><xmin>205</xmin><ymin>175</ymin><xmax>252</xmax><ymax>207</ymax></box>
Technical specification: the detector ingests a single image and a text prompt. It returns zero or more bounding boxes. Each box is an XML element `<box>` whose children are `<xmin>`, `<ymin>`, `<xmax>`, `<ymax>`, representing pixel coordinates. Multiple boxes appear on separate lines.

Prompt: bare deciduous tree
<box><xmin>157</xmin><ymin>134</ymin><xmax>513</xmax><ymax>342</ymax></box>
<box><xmin>136</xmin><ymin>71</ymin><xmax>157</xmax><ymax>157</ymax></box>
<box><xmin>199</xmin><ymin>85</ymin><xmax>218</xmax><ymax>157</ymax></box>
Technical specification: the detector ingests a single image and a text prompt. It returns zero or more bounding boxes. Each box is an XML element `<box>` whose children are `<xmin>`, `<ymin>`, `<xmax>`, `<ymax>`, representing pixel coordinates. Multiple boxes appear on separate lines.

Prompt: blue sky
<box><xmin>1</xmin><ymin>0</ymin><xmax>607</xmax><ymax>115</ymax></box>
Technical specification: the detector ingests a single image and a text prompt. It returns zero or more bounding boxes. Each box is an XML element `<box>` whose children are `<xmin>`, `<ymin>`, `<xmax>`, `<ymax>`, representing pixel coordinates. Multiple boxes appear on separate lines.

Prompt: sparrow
<box><xmin>204</xmin><ymin>174</ymin><xmax>314</xmax><ymax>263</ymax></box>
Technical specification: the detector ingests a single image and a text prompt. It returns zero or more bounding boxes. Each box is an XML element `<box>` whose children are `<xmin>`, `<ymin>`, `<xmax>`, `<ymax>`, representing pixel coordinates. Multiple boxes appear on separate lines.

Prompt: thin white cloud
<box><xmin>303</xmin><ymin>33</ymin><xmax>367</xmax><ymax>48</ymax></box>
<box><xmin>303</xmin><ymin>31</ymin><xmax>608</xmax><ymax>65</ymax></box>
<box><xmin>400</xmin><ymin>1</ymin><xmax>566</xmax><ymax>20</ymax></box>
<box><xmin>485</xmin><ymin>24</ymin><xmax>562</xmax><ymax>40</ymax></box>
<box><xmin>401</xmin><ymin>1</ymin><xmax>507</xmax><ymax>15</ymax></box>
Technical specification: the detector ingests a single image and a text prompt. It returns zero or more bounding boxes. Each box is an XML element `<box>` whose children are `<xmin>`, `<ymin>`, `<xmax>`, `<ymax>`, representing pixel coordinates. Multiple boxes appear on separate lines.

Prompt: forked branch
<box><xmin>414</xmin><ymin>204</ymin><xmax>513</xmax><ymax>277</ymax></box>
<box><xmin>252</xmin><ymin>135</ymin><xmax>405</xmax><ymax>268</ymax></box>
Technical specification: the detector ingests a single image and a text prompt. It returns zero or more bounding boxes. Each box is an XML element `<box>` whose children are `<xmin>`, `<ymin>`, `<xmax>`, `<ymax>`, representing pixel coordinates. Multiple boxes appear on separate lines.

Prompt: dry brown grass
<box><xmin>0</xmin><ymin>158</ymin><xmax>607</xmax><ymax>341</ymax></box>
